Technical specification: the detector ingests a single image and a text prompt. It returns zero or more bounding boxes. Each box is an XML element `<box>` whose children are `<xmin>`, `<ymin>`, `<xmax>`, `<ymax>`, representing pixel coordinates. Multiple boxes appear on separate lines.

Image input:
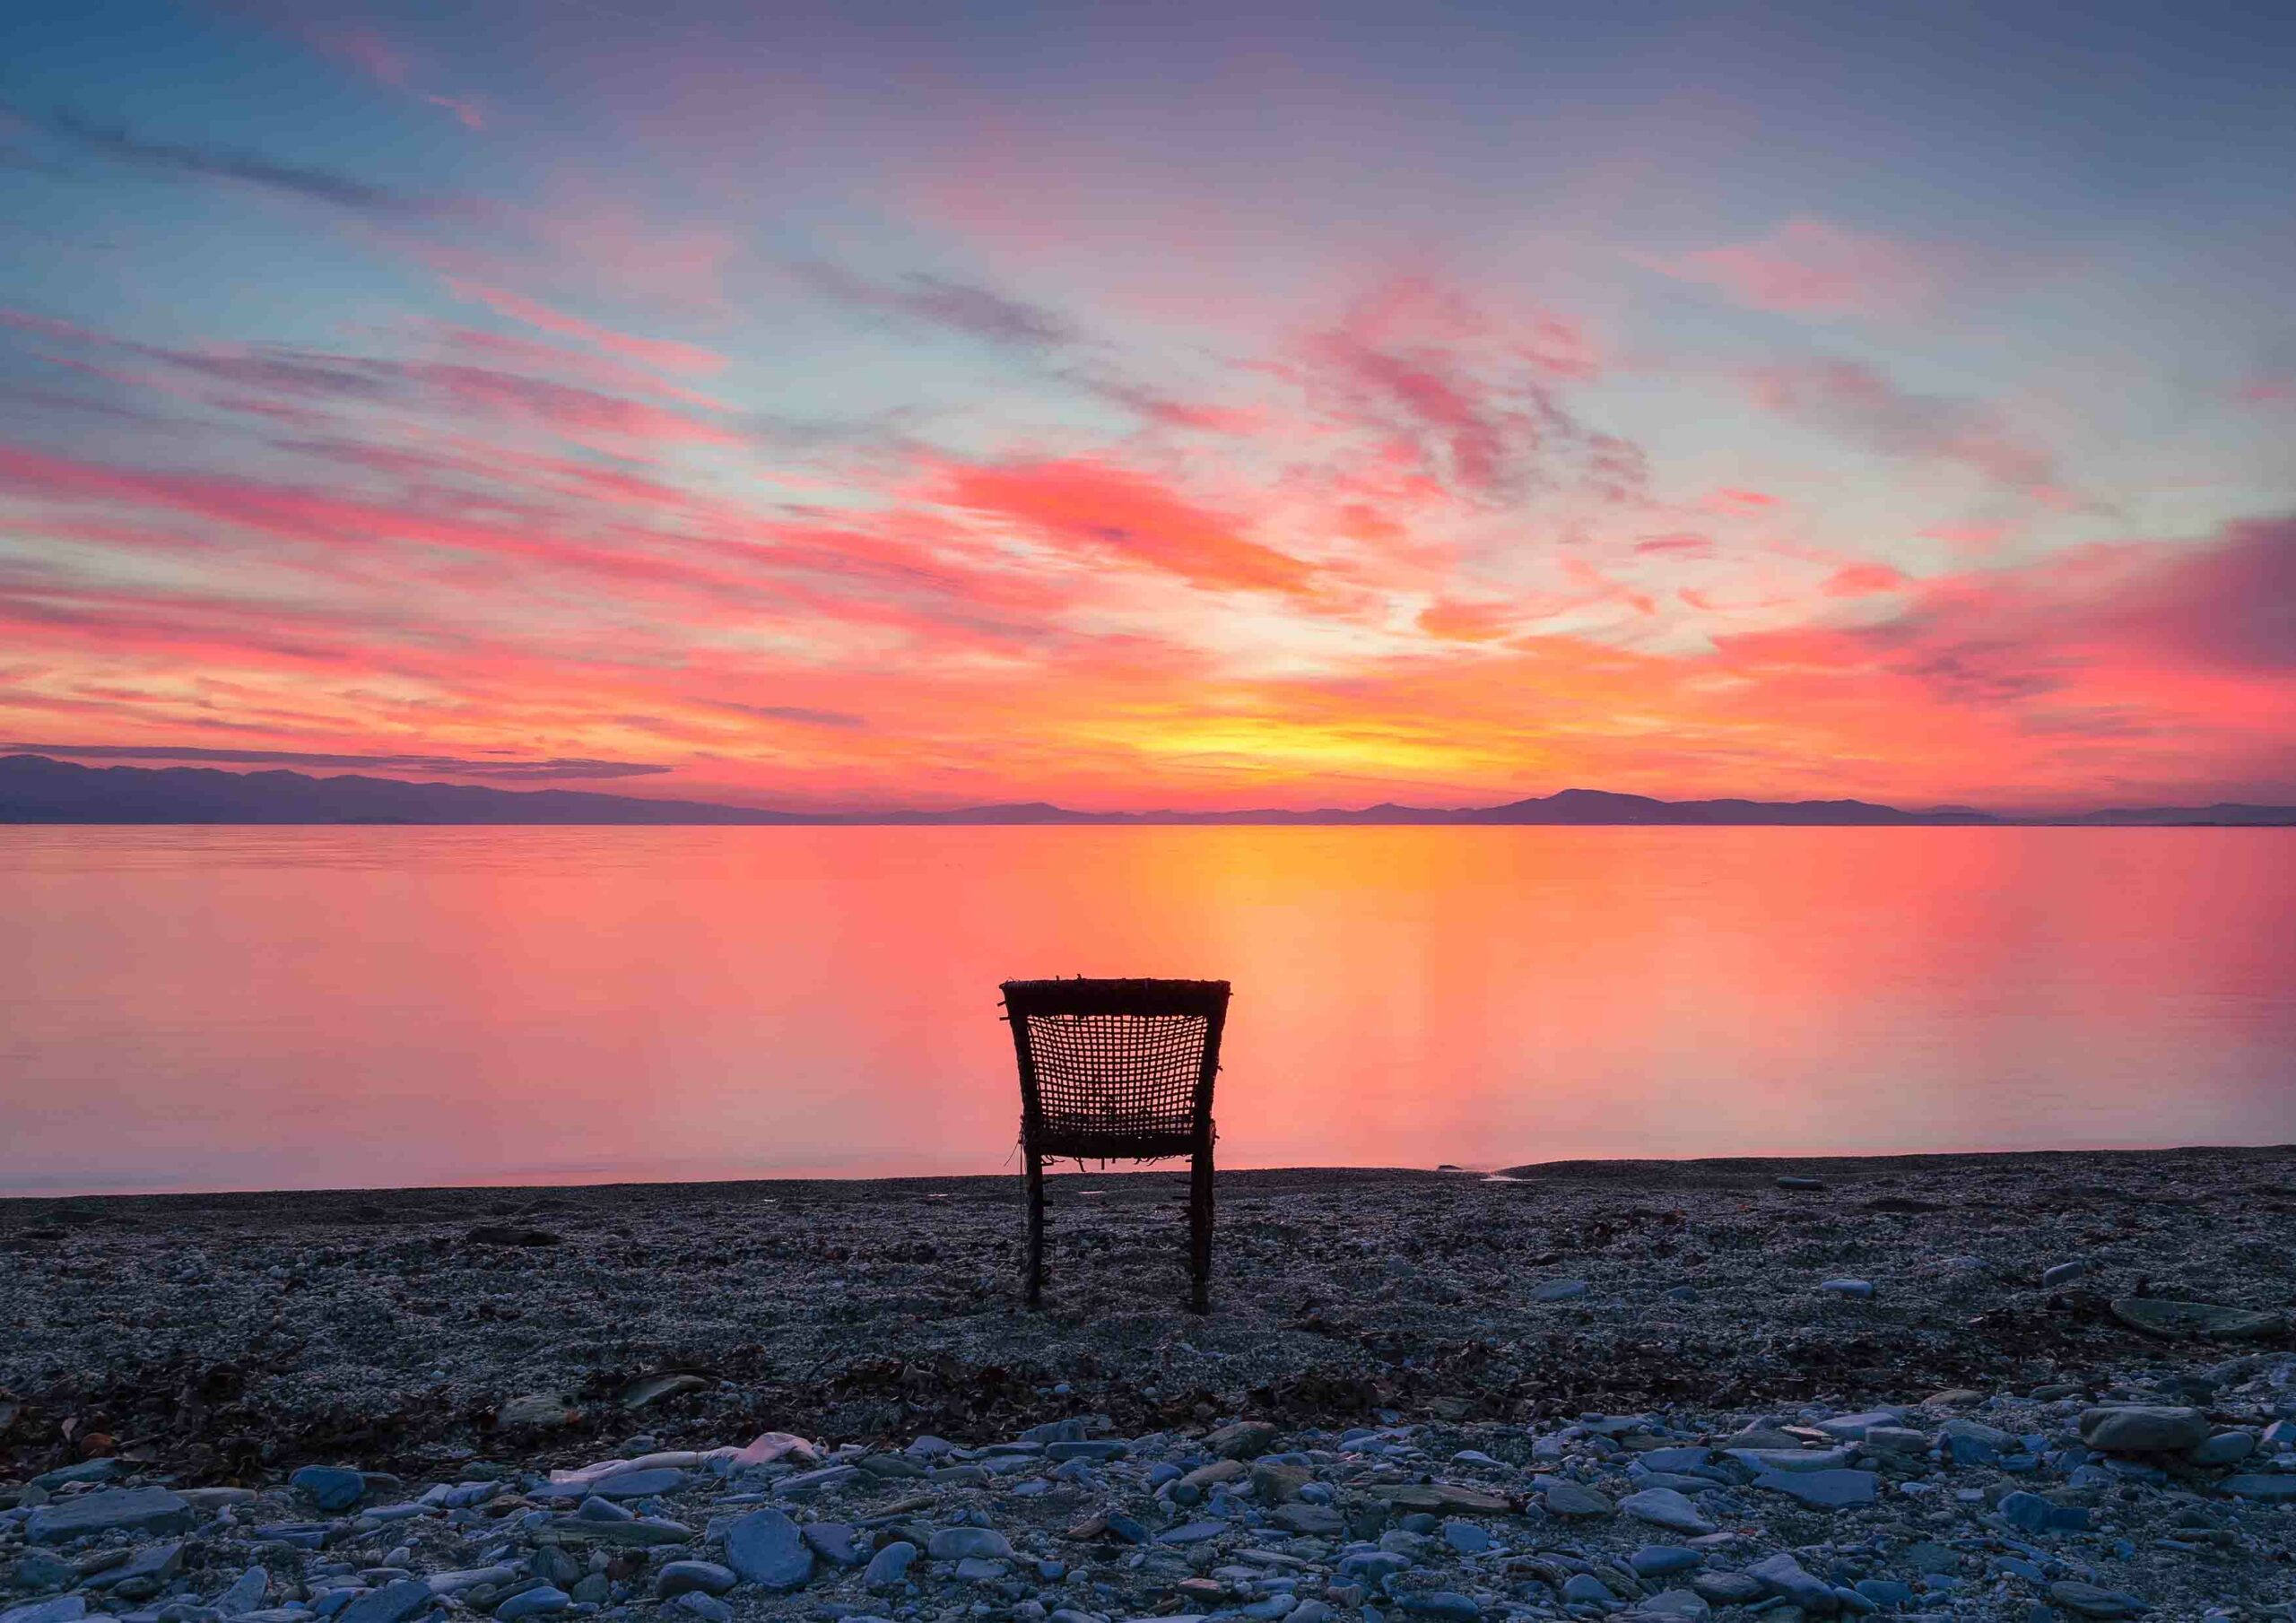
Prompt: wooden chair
<box><xmin>999</xmin><ymin>977</ymin><xmax>1231</xmax><ymax>1313</ymax></box>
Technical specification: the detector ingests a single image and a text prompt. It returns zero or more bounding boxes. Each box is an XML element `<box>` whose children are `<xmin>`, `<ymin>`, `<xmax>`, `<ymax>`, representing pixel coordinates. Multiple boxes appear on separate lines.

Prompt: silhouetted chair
<box><xmin>1000</xmin><ymin>977</ymin><xmax>1231</xmax><ymax>1313</ymax></box>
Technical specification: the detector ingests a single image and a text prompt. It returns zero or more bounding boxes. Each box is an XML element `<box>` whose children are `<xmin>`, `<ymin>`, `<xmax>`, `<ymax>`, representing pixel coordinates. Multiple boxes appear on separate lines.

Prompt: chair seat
<box><xmin>1032</xmin><ymin>1126</ymin><xmax>1202</xmax><ymax>1161</ymax></box>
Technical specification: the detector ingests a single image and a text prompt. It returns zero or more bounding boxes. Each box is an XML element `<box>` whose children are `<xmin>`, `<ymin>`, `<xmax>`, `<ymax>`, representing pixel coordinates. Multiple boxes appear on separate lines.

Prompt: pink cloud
<box><xmin>419</xmin><ymin>327</ymin><xmax>727</xmax><ymax>407</ymax></box>
<box><xmin>1634</xmin><ymin>532</ymin><xmax>1715</xmax><ymax>558</ymax></box>
<box><xmin>0</xmin><ymin>442</ymin><xmax>718</xmax><ymax>590</ymax></box>
<box><xmin>402</xmin><ymin>364</ymin><xmax>737</xmax><ymax>446</ymax></box>
<box><xmin>1280</xmin><ymin>277</ymin><xmax>1631</xmax><ymax>504</ymax></box>
<box><xmin>1733</xmin><ymin>516</ymin><xmax>2296</xmax><ymax>707</ymax></box>
<box><xmin>1822</xmin><ymin>562</ymin><xmax>1913</xmax><ymax>596</ymax></box>
<box><xmin>0</xmin><ymin>440</ymin><xmax>1093</xmax><ymax>672</ymax></box>
<box><xmin>1641</xmin><ymin>217</ymin><xmax>1952</xmax><ymax>317</ymax></box>
<box><xmin>445</xmin><ymin>280</ymin><xmax>724</xmax><ymax>376</ymax></box>
<box><xmin>1561</xmin><ymin>558</ymin><xmax>1657</xmax><ymax>617</ymax></box>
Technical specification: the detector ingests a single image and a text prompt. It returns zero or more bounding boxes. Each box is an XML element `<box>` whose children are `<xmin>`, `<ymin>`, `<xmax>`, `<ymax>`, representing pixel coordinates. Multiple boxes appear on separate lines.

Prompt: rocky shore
<box><xmin>4</xmin><ymin>1149</ymin><xmax>2294</xmax><ymax>1621</ymax></box>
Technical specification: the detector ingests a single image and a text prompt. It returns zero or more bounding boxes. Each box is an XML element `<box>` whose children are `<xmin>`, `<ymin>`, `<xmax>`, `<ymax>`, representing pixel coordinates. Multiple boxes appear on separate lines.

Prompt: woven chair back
<box><xmin>1001</xmin><ymin>977</ymin><xmax>1229</xmax><ymax>1159</ymax></box>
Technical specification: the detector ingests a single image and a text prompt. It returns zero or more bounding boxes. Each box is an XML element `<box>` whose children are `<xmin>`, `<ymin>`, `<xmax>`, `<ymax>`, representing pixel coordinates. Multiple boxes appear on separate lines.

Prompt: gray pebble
<box><xmin>863</xmin><ymin>1541</ymin><xmax>917</xmax><ymax>1592</ymax></box>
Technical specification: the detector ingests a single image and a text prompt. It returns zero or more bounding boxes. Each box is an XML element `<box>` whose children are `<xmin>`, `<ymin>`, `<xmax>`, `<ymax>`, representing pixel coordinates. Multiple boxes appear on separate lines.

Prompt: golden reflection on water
<box><xmin>3</xmin><ymin>826</ymin><xmax>2292</xmax><ymax>1193</ymax></box>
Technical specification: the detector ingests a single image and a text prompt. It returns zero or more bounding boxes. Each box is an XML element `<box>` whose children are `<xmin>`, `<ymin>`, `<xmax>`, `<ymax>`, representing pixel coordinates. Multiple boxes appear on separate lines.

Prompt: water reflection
<box><xmin>3</xmin><ymin>826</ymin><xmax>2291</xmax><ymax>1194</ymax></box>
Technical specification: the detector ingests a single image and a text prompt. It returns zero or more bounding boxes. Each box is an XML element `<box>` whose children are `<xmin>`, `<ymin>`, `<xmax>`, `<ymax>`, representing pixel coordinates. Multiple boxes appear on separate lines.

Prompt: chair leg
<box><xmin>1024</xmin><ymin>1146</ymin><xmax>1046</xmax><ymax>1308</ymax></box>
<box><xmin>1188</xmin><ymin>1145</ymin><xmax>1213</xmax><ymax>1313</ymax></box>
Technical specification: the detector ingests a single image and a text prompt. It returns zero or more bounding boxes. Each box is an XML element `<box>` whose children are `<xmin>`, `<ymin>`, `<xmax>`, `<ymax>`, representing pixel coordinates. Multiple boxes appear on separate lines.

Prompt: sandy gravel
<box><xmin>4</xmin><ymin>1148</ymin><xmax>2292</xmax><ymax>1477</ymax></box>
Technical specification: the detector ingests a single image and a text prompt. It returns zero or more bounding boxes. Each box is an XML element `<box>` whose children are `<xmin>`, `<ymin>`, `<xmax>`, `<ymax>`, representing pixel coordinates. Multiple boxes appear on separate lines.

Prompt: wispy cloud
<box><xmin>29</xmin><ymin>107</ymin><xmax>461</xmax><ymax>217</ymax></box>
<box><xmin>793</xmin><ymin>262</ymin><xmax>1076</xmax><ymax>350</ymax></box>
<box><xmin>710</xmin><ymin>702</ymin><xmax>869</xmax><ymax>730</ymax></box>
<box><xmin>4</xmin><ymin>743</ymin><xmax>668</xmax><ymax>778</ymax></box>
<box><xmin>1279</xmin><ymin>277</ymin><xmax>1631</xmax><ymax>505</ymax></box>
<box><xmin>1745</xmin><ymin>359</ymin><xmax>2066</xmax><ymax>499</ymax></box>
<box><xmin>300</xmin><ymin>25</ymin><xmax>485</xmax><ymax>131</ymax></box>
<box><xmin>0</xmin><ymin>313</ymin><xmax>735</xmax><ymax>447</ymax></box>
<box><xmin>445</xmin><ymin>280</ymin><xmax>724</xmax><ymax>376</ymax></box>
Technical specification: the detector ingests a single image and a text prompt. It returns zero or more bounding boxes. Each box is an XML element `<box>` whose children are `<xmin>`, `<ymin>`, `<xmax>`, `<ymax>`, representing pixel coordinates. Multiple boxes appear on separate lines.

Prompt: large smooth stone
<box><xmin>2048</xmin><ymin>1580</ymin><xmax>2146</xmax><ymax>1618</ymax></box>
<box><xmin>656</xmin><ymin>1563</ymin><xmax>737</xmax><ymax>1599</ymax></box>
<box><xmin>1998</xmin><ymin>1490</ymin><xmax>2090</xmax><ymax>1532</ymax></box>
<box><xmin>81</xmin><ymin>1541</ymin><xmax>183</xmax><ymax>1592</ymax></box>
<box><xmin>336</xmin><ymin>1580</ymin><xmax>433</xmax><ymax>1623</ymax></box>
<box><xmin>863</xmin><ymin>1541</ymin><xmax>917</xmax><ymax>1591</ymax></box>
<box><xmin>25</xmin><ymin>1487</ymin><xmax>194</xmax><ymax>1544</ymax></box>
<box><xmin>1154</xmin><ymin>1521</ymin><xmax>1227</xmax><ymax>1545</ymax></box>
<box><xmin>2222</xmin><ymin>1474</ymin><xmax>2296</xmax><ymax>1501</ymax></box>
<box><xmin>2</xmin><ymin>1601</ymin><xmax>88</xmax><ymax>1623</ymax></box>
<box><xmin>536</xmin><ymin>1468</ymin><xmax>684</xmax><ymax>1502</ymax></box>
<box><xmin>494</xmin><ymin>1587</ymin><xmax>570</xmax><ymax>1621</ymax></box>
<box><xmin>1744</xmin><ymin>1552</ymin><xmax>1835</xmax><ymax>1610</ymax></box>
<box><xmin>1636</xmin><ymin>1447</ymin><xmax>1713</xmax><ymax>1472</ymax></box>
<box><xmin>1368</xmin><ymin>1483</ymin><xmax>1512</xmax><ymax>1514</ymax></box>
<box><xmin>544</xmin><ymin>1515</ymin><xmax>692</xmax><ymax>1546</ymax></box>
<box><xmin>290</xmin><ymin>1467</ymin><xmax>367</xmax><ymax>1513</ymax></box>
<box><xmin>1203</xmin><ymin>1420</ymin><xmax>1280</xmax><ymax>1459</ymax></box>
<box><xmin>1813</xmin><ymin>1410</ymin><xmax>1902</xmax><ymax>1439</ymax></box>
<box><xmin>1618</xmin><ymin>1488</ymin><xmax>1715</xmax><ymax>1535</ymax></box>
<box><xmin>801</xmin><ymin>1523</ymin><xmax>863</xmax><ymax>1567</ymax></box>
<box><xmin>2109</xmin><ymin>1298</ymin><xmax>2282</xmax><ymax>1340</ymax></box>
<box><xmin>1273</xmin><ymin>1504</ymin><xmax>1345</xmax><ymax>1535</ymax></box>
<box><xmin>926</xmin><ymin>1528</ymin><xmax>1013</xmax><ymax>1561</ymax></box>
<box><xmin>2191</xmin><ymin>1431</ymin><xmax>2256</xmax><ymax>1465</ymax></box>
<box><xmin>2078</xmin><ymin>1406</ymin><xmax>2212</xmax><ymax>1453</ymax></box>
<box><xmin>1537</xmin><ymin>1480</ymin><xmax>1613</xmax><ymax>1518</ymax></box>
<box><xmin>1725</xmin><ymin>1445</ymin><xmax>1855</xmax><ymax>1474</ymax></box>
<box><xmin>216</xmin><ymin>1566</ymin><xmax>271</xmax><ymax>1615</ymax></box>
<box><xmin>724</xmin><ymin>1508</ymin><xmax>813</xmax><ymax>1591</ymax></box>
<box><xmin>1752</xmin><ymin>1468</ymin><xmax>1878</xmax><ymax>1507</ymax></box>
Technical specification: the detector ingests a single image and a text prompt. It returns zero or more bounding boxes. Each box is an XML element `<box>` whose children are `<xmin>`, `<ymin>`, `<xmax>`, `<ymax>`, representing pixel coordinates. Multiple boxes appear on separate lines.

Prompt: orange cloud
<box><xmin>1416</xmin><ymin>598</ymin><xmax>1517</xmax><ymax>642</ymax></box>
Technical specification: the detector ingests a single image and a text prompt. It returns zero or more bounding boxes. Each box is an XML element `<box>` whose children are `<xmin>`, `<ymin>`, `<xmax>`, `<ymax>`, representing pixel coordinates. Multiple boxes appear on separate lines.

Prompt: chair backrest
<box><xmin>1001</xmin><ymin>977</ymin><xmax>1230</xmax><ymax>1157</ymax></box>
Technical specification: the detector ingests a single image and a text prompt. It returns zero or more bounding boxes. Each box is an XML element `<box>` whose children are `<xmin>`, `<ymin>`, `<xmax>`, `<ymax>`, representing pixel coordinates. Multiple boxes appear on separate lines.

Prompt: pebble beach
<box><xmin>4</xmin><ymin>1149</ymin><xmax>2295</xmax><ymax>1622</ymax></box>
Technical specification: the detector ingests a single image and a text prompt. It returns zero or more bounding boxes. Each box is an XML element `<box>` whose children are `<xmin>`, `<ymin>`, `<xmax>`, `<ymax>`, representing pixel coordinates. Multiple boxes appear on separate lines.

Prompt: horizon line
<box><xmin>4</xmin><ymin>751</ymin><xmax>2293</xmax><ymax>825</ymax></box>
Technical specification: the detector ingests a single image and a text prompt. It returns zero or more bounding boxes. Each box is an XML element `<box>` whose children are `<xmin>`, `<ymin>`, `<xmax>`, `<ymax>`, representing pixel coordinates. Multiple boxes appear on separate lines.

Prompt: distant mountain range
<box><xmin>3</xmin><ymin>753</ymin><xmax>2291</xmax><ymax>827</ymax></box>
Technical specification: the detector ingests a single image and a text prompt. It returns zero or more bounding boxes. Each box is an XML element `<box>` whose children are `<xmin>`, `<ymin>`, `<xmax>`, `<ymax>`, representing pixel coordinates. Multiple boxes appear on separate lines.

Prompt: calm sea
<box><xmin>3</xmin><ymin>826</ymin><xmax>2291</xmax><ymax>1195</ymax></box>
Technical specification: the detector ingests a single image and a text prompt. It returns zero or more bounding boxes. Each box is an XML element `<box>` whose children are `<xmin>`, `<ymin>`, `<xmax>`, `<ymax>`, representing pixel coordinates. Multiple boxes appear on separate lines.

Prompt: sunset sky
<box><xmin>3</xmin><ymin>1</ymin><xmax>2292</xmax><ymax>812</ymax></box>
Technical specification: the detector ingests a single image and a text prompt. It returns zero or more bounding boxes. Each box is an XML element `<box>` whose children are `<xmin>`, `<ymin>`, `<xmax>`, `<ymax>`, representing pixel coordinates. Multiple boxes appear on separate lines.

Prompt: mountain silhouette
<box><xmin>1</xmin><ymin>753</ymin><xmax>2290</xmax><ymax>826</ymax></box>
